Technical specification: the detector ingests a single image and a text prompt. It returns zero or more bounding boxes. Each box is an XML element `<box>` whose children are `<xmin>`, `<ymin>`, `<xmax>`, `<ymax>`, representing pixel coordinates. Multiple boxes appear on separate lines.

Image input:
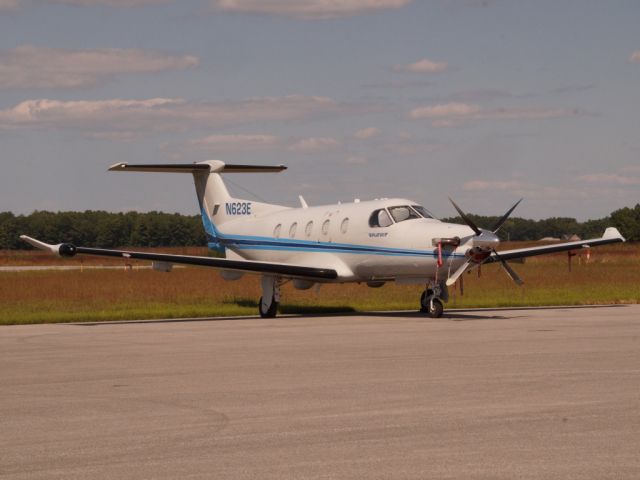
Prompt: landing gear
<box><xmin>420</xmin><ymin>289</ymin><xmax>433</xmax><ymax>313</ymax></box>
<box><xmin>259</xmin><ymin>296</ymin><xmax>279</xmax><ymax>318</ymax></box>
<box><xmin>427</xmin><ymin>298</ymin><xmax>443</xmax><ymax>318</ymax></box>
<box><xmin>420</xmin><ymin>282</ymin><xmax>447</xmax><ymax>318</ymax></box>
<box><xmin>259</xmin><ymin>275</ymin><xmax>281</xmax><ymax>318</ymax></box>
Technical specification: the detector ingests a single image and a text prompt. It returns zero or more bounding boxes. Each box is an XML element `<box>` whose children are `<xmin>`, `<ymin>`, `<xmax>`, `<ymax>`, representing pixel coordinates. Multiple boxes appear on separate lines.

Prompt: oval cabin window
<box><xmin>322</xmin><ymin>220</ymin><xmax>330</xmax><ymax>235</ymax></box>
<box><xmin>289</xmin><ymin>222</ymin><xmax>297</xmax><ymax>238</ymax></box>
<box><xmin>273</xmin><ymin>224</ymin><xmax>282</xmax><ymax>238</ymax></box>
<box><xmin>305</xmin><ymin>221</ymin><xmax>313</xmax><ymax>237</ymax></box>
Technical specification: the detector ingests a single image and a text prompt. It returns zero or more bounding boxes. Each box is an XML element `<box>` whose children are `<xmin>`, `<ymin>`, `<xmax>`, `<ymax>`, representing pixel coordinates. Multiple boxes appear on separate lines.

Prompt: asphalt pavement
<box><xmin>1</xmin><ymin>305</ymin><xmax>639</xmax><ymax>479</ymax></box>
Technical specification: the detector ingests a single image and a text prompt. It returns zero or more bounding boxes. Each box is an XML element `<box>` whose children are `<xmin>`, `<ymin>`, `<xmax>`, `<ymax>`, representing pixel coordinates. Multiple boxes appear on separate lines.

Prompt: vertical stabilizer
<box><xmin>109</xmin><ymin>160</ymin><xmax>289</xmax><ymax>250</ymax></box>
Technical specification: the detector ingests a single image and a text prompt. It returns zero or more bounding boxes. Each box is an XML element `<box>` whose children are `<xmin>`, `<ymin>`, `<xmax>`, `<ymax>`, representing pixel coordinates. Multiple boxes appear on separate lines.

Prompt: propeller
<box><xmin>448</xmin><ymin>197</ymin><xmax>481</xmax><ymax>236</ymax></box>
<box><xmin>492</xmin><ymin>248</ymin><xmax>524</xmax><ymax>285</ymax></box>
<box><xmin>444</xmin><ymin>198</ymin><xmax>524</xmax><ymax>287</ymax></box>
<box><xmin>491</xmin><ymin>198</ymin><xmax>522</xmax><ymax>233</ymax></box>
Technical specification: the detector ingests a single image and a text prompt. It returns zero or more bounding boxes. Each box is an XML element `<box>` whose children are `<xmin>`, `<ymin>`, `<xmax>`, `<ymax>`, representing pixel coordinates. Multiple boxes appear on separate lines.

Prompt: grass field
<box><xmin>1</xmin><ymin>243</ymin><xmax>638</xmax><ymax>325</ymax></box>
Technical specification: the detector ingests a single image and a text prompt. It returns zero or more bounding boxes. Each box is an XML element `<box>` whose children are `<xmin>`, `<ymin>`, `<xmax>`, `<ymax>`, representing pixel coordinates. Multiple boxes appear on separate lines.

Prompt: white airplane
<box><xmin>21</xmin><ymin>160</ymin><xmax>625</xmax><ymax>318</ymax></box>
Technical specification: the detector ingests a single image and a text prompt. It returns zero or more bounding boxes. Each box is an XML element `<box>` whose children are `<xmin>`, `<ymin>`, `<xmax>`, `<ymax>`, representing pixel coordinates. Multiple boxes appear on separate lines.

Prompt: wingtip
<box><xmin>108</xmin><ymin>162</ymin><xmax>127</xmax><ymax>171</ymax></box>
<box><xmin>603</xmin><ymin>227</ymin><xmax>625</xmax><ymax>242</ymax></box>
<box><xmin>20</xmin><ymin>235</ymin><xmax>52</xmax><ymax>251</ymax></box>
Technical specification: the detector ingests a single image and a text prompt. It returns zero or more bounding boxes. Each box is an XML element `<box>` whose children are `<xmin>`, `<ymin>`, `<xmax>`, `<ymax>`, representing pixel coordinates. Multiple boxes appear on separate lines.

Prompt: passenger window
<box><xmin>273</xmin><ymin>224</ymin><xmax>281</xmax><ymax>238</ymax></box>
<box><xmin>389</xmin><ymin>206</ymin><xmax>420</xmax><ymax>223</ymax></box>
<box><xmin>289</xmin><ymin>222</ymin><xmax>297</xmax><ymax>238</ymax></box>
<box><xmin>369</xmin><ymin>209</ymin><xmax>393</xmax><ymax>228</ymax></box>
<box><xmin>305</xmin><ymin>221</ymin><xmax>313</xmax><ymax>237</ymax></box>
<box><xmin>322</xmin><ymin>219</ymin><xmax>330</xmax><ymax>235</ymax></box>
<box><xmin>340</xmin><ymin>217</ymin><xmax>349</xmax><ymax>234</ymax></box>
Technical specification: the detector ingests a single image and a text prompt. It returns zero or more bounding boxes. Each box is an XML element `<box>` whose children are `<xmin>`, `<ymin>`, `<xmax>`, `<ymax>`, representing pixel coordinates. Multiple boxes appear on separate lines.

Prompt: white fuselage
<box><xmin>214</xmin><ymin>198</ymin><xmax>475</xmax><ymax>284</ymax></box>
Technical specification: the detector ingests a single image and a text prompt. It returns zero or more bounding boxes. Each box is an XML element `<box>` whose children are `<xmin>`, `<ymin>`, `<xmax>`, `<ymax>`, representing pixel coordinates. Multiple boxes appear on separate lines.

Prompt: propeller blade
<box><xmin>491</xmin><ymin>198</ymin><xmax>523</xmax><ymax>233</ymax></box>
<box><xmin>445</xmin><ymin>259</ymin><xmax>471</xmax><ymax>286</ymax></box>
<box><xmin>492</xmin><ymin>249</ymin><xmax>524</xmax><ymax>286</ymax></box>
<box><xmin>448</xmin><ymin>197</ymin><xmax>482</xmax><ymax>236</ymax></box>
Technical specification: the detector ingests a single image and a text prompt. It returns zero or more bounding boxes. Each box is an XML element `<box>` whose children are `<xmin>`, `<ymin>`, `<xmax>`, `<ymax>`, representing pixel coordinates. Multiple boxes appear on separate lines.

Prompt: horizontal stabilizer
<box><xmin>109</xmin><ymin>161</ymin><xmax>286</xmax><ymax>174</ymax></box>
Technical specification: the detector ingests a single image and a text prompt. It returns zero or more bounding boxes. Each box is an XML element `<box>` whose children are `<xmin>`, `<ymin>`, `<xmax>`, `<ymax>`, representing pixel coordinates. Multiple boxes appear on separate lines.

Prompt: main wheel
<box><xmin>427</xmin><ymin>298</ymin><xmax>443</xmax><ymax>318</ymax></box>
<box><xmin>258</xmin><ymin>296</ymin><xmax>279</xmax><ymax>318</ymax></box>
<box><xmin>420</xmin><ymin>289</ymin><xmax>433</xmax><ymax>313</ymax></box>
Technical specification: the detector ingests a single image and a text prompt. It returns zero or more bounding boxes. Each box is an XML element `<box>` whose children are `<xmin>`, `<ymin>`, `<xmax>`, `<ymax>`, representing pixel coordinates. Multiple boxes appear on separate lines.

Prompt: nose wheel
<box><xmin>426</xmin><ymin>297</ymin><xmax>443</xmax><ymax>318</ymax></box>
<box><xmin>420</xmin><ymin>283</ymin><xmax>446</xmax><ymax>318</ymax></box>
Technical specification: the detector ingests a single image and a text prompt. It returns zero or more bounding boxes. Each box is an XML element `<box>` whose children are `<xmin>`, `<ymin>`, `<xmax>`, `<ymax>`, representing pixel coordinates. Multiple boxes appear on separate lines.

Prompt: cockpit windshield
<box><xmin>388</xmin><ymin>206</ymin><xmax>421</xmax><ymax>223</ymax></box>
<box><xmin>411</xmin><ymin>205</ymin><xmax>435</xmax><ymax>219</ymax></box>
<box><xmin>370</xmin><ymin>205</ymin><xmax>436</xmax><ymax>227</ymax></box>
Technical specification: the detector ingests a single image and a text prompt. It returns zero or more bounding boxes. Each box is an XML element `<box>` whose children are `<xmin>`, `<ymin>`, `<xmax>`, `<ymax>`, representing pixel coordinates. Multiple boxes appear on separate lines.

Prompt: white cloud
<box><xmin>345</xmin><ymin>155</ymin><xmax>368</xmax><ymax>165</ymax></box>
<box><xmin>353</xmin><ymin>127</ymin><xmax>380</xmax><ymax>139</ymax></box>
<box><xmin>288</xmin><ymin>137</ymin><xmax>341</xmax><ymax>153</ymax></box>
<box><xmin>0</xmin><ymin>95</ymin><xmax>341</xmax><ymax>136</ymax></box>
<box><xmin>382</xmin><ymin>140</ymin><xmax>439</xmax><ymax>156</ymax></box>
<box><xmin>479</xmin><ymin>107</ymin><xmax>583</xmax><ymax>120</ymax></box>
<box><xmin>0</xmin><ymin>0</ymin><xmax>18</xmax><ymax>11</ymax></box>
<box><xmin>461</xmin><ymin>179</ymin><xmax>592</xmax><ymax>204</ymax></box>
<box><xmin>410</xmin><ymin>102</ymin><xmax>481</xmax><ymax>119</ymax></box>
<box><xmin>410</xmin><ymin>102</ymin><xmax>583</xmax><ymax>126</ymax></box>
<box><xmin>430</xmin><ymin>119</ymin><xmax>461</xmax><ymax>128</ymax></box>
<box><xmin>394</xmin><ymin>58</ymin><xmax>447</xmax><ymax>73</ymax></box>
<box><xmin>214</xmin><ymin>0</ymin><xmax>413</xmax><ymax>20</ymax></box>
<box><xmin>52</xmin><ymin>0</ymin><xmax>172</xmax><ymax>6</ymax></box>
<box><xmin>188</xmin><ymin>134</ymin><xmax>280</xmax><ymax>151</ymax></box>
<box><xmin>466</xmin><ymin>170</ymin><xmax>640</xmax><ymax>210</ymax></box>
<box><xmin>630</xmin><ymin>51</ymin><xmax>640</xmax><ymax>63</ymax></box>
<box><xmin>463</xmin><ymin>180</ymin><xmax>526</xmax><ymax>191</ymax></box>
<box><xmin>578</xmin><ymin>173</ymin><xmax>640</xmax><ymax>186</ymax></box>
<box><xmin>0</xmin><ymin>45</ymin><xmax>198</xmax><ymax>89</ymax></box>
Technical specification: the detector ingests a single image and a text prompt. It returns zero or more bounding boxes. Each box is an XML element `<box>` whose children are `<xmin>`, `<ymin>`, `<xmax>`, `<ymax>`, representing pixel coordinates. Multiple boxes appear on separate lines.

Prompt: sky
<box><xmin>1</xmin><ymin>0</ymin><xmax>639</xmax><ymax>221</ymax></box>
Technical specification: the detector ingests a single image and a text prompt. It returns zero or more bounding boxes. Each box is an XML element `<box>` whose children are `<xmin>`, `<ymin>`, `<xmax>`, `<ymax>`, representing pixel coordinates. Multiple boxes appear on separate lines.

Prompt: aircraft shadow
<box><xmin>72</xmin><ymin>304</ymin><xmax>626</xmax><ymax>326</ymax></box>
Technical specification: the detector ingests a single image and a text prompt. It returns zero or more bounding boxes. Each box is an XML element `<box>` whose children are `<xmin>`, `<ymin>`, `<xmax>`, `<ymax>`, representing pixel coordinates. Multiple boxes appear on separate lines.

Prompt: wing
<box><xmin>485</xmin><ymin>227</ymin><xmax>625</xmax><ymax>263</ymax></box>
<box><xmin>19</xmin><ymin>236</ymin><xmax>337</xmax><ymax>280</ymax></box>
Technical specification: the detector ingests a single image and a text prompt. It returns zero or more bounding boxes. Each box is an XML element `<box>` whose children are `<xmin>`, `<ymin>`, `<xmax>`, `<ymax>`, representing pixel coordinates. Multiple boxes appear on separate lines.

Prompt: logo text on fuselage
<box><xmin>225</xmin><ymin>202</ymin><xmax>252</xmax><ymax>216</ymax></box>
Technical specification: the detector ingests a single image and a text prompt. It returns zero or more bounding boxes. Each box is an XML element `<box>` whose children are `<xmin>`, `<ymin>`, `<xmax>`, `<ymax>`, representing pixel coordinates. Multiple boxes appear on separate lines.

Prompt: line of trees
<box><xmin>0</xmin><ymin>211</ymin><xmax>206</xmax><ymax>250</ymax></box>
<box><xmin>443</xmin><ymin>204</ymin><xmax>640</xmax><ymax>242</ymax></box>
<box><xmin>1</xmin><ymin>204</ymin><xmax>638</xmax><ymax>250</ymax></box>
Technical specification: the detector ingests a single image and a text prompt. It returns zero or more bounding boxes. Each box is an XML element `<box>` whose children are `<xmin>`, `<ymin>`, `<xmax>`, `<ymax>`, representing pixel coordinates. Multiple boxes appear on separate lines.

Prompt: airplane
<box><xmin>21</xmin><ymin>160</ymin><xmax>625</xmax><ymax>318</ymax></box>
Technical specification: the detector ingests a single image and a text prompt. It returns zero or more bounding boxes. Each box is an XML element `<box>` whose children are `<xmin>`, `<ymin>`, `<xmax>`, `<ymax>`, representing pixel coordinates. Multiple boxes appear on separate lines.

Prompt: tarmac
<box><xmin>1</xmin><ymin>305</ymin><xmax>639</xmax><ymax>479</ymax></box>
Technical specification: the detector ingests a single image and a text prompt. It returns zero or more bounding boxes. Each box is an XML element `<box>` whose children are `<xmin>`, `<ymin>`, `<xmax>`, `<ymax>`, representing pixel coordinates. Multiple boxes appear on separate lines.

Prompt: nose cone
<box><xmin>474</xmin><ymin>230</ymin><xmax>500</xmax><ymax>248</ymax></box>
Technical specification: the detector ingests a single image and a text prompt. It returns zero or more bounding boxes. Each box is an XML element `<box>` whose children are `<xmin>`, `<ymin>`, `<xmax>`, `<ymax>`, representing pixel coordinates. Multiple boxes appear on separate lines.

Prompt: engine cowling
<box><xmin>58</xmin><ymin>243</ymin><xmax>77</xmax><ymax>257</ymax></box>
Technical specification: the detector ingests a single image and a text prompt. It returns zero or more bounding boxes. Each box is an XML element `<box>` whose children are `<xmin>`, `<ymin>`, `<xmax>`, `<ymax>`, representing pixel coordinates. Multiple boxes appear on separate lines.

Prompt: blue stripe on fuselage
<box><xmin>209</xmin><ymin>233</ymin><xmax>463</xmax><ymax>258</ymax></box>
<box><xmin>201</xmin><ymin>210</ymin><xmax>464</xmax><ymax>258</ymax></box>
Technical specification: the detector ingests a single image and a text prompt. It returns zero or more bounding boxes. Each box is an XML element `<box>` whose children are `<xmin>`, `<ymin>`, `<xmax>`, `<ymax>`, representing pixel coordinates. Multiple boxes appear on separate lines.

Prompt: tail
<box><xmin>109</xmin><ymin>160</ymin><xmax>288</xmax><ymax>250</ymax></box>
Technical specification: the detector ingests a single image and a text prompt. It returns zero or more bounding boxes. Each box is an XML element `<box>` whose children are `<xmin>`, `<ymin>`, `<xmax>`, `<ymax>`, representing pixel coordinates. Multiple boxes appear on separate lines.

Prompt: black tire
<box><xmin>258</xmin><ymin>296</ymin><xmax>278</xmax><ymax>318</ymax></box>
<box><xmin>427</xmin><ymin>298</ymin><xmax>444</xmax><ymax>318</ymax></box>
<box><xmin>419</xmin><ymin>289</ymin><xmax>433</xmax><ymax>313</ymax></box>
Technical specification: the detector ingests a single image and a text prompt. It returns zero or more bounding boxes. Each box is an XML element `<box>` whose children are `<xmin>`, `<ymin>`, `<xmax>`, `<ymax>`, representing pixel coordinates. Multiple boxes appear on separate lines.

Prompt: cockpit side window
<box><xmin>411</xmin><ymin>205</ymin><xmax>435</xmax><ymax>219</ymax></box>
<box><xmin>388</xmin><ymin>206</ymin><xmax>421</xmax><ymax>223</ymax></box>
<box><xmin>369</xmin><ymin>209</ymin><xmax>393</xmax><ymax>228</ymax></box>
